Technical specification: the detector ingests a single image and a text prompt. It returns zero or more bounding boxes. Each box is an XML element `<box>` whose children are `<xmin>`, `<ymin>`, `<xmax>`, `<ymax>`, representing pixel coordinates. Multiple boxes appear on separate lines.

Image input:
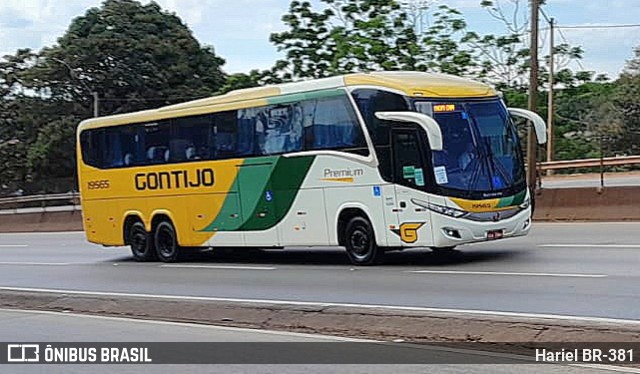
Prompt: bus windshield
<box><xmin>414</xmin><ymin>99</ymin><xmax>525</xmax><ymax>198</ymax></box>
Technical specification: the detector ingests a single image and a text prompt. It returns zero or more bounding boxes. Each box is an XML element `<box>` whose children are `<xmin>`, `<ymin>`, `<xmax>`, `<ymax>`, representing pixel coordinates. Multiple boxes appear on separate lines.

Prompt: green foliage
<box><xmin>218</xmin><ymin>70</ymin><xmax>273</xmax><ymax>94</ymax></box>
<box><xmin>268</xmin><ymin>0</ymin><xmax>473</xmax><ymax>80</ymax></box>
<box><xmin>34</xmin><ymin>0</ymin><xmax>226</xmax><ymax>114</ymax></box>
<box><xmin>0</xmin><ymin>0</ymin><xmax>227</xmax><ymax>195</ymax></box>
<box><xmin>612</xmin><ymin>46</ymin><xmax>640</xmax><ymax>155</ymax></box>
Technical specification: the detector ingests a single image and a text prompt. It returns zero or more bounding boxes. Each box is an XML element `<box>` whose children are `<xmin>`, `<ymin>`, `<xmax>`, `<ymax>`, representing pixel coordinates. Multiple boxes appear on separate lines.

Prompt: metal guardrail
<box><xmin>0</xmin><ymin>192</ymin><xmax>80</xmax><ymax>214</ymax></box>
<box><xmin>540</xmin><ymin>156</ymin><xmax>640</xmax><ymax>171</ymax></box>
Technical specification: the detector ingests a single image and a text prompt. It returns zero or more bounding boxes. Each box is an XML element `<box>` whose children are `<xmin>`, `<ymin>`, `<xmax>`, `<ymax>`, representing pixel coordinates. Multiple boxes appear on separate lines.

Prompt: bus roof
<box><xmin>78</xmin><ymin>71</ymin><xmax>496</xmax><ymax>131</ymax></box>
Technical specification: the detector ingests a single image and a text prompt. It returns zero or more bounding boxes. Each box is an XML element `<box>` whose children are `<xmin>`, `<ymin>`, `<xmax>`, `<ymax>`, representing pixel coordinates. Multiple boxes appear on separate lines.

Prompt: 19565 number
<box><xmin>87</xmin><ymin>180</ymin><xmax>110</xmax><ymax>190</ymax></box>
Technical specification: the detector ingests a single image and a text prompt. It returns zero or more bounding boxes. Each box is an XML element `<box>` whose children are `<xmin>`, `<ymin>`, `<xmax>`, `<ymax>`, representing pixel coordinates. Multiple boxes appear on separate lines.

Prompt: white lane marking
<box><xmin>0</xmin><ymin>262</ymin><xmax>70</xmax><ymax>266</ymax></box>
<box><xmin>160</xmin><ymin>264</ymin><xmax>276</xmax><ymax>270</ymax></box>
<box><xmin>0</xmin><ymin>308</ymin><xmax>371</xmax><ymax>342</ymax></box>
<box><xmin>2</xmin><ymin>286</ymin><xmax>640</xmax><ymax>326</ymax></box>
<box><xmin>2</xmin><ymin>310</ymin><xmax>638</xmax><ymax>372</ymax></box>
<box><xmin>407</xmin><ymin>270</ymin><xmax>607</xmax><ymax>278</ymax></box>
<box><xmin>573</xmin><ymin>363</ymin><xmax>640</xmax><ymax>374</ymax></box>
<box><xmin>0</xmin><ymin>244</ymin><xmax>29</xmax><ymax>248</ymax></box>
<box><xmin>540</xmin><ymin>244</ymin><xmax>640</xmax><ymax>248</ymax></box>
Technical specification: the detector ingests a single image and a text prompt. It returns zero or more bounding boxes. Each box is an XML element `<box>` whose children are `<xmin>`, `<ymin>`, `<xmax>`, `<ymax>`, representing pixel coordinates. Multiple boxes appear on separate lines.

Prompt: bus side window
<box><xmin>254</xmin><ymin>103</ymin><xmax>304</xmax><ymax>156</ymax></box>
<box><xmin>237</xmin><ymin>108</ymin><xmax>257</xmax><ymax>156</ymax></box>
<box><xmin>80</xmin><ymin>129</ymin><xmax>104</xmax><ymax>168</ymax></box>
<box><xmin>212</xmin><ymin>111</ymin><xmax>238</xmax><ymax>159</ymax></box>
<box><xmin>144</xmin><ymin>121</ymin><xmax>171</xmax><ymax>165</ymax></box>
<box><xmin>172</xmin><ymin>115</ymin><xmax>212</xmax><ymax>162</ymax></box>
<box><xmin>352</xmin><ymin>89</ymin><xmax>409</xmax><ymax>181</ymax></box>
<box><xmin>103</xmin><ymin>125</ymin><xmax>141</xmax><ymax>168</ymax></box>
<box><xmin>307</xmin><ymin>94</ymin><xmax>368</xmax><ymax>155</ymax></box>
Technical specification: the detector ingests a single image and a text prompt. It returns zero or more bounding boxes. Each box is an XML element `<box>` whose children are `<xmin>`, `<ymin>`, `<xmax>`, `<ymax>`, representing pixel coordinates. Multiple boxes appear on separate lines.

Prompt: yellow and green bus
<box><xmin>77</xmin><ymin>71</ymin><xmax>546</xmax><ymax>265</ymax></box>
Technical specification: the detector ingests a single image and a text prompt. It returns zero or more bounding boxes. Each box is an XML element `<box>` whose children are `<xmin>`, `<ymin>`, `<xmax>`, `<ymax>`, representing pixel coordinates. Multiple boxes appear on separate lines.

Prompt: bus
<box><xmin>77</xmin><ymin>71</ymin><xmax>547</xmax><ymax>265</ymax></box>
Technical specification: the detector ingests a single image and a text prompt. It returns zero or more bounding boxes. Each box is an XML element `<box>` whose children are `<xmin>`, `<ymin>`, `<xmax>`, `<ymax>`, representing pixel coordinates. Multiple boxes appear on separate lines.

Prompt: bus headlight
<box><xmin>412</xmin><ymin>199</ymin><xmax>468</xmax><ymax>218</ymax></box>
<box><xmin>519</xmin><ymin>197</ymin><xmax>531</xmax><ymax>210</ymax></box>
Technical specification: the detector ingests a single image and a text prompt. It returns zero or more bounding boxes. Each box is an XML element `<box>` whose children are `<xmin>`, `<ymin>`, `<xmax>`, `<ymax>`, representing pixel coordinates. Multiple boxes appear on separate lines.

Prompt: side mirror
<box><xmin>508</xmin><ymin>108</ymin><xmax>547</xmax><ymax>145</ymax></box>
<box><xmin>375</xmin><ymin>111</ymin><xmax>444</xmax><ymax>151</ymax></box>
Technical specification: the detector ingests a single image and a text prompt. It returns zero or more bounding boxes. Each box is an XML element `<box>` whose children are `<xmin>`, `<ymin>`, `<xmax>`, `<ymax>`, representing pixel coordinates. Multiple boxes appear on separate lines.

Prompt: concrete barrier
<box><xmin>0</xmin><ymin>186</ymin><xmax>639</xmax><ymax>233</ymax></box>
<box><xmin>0</xmin><ymin>210</ymin><xmax>83</xmax><ymax>233</ymax></box>
<box><xmin>534</xmin><ymin>186</ymin><xmax>640</xmax><ymax>221</ymax></box>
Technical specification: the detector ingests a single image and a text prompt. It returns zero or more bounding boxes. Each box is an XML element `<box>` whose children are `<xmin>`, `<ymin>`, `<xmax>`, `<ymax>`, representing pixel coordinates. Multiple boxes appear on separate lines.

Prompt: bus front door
<box><xmin>391</xmin><ymin>129</ymin><xmax>431</xmax><ymax>247</ymax></box>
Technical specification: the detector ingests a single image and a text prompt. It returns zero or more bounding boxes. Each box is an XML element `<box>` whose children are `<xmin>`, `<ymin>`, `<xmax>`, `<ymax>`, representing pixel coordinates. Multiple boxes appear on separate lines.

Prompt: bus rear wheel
<box><xmin>129</xmin><ymin>222</ymin><xmax>156</xmax><ymax>262</ymax></box>
<box><xmin>344</xmin><ymin>216</ymin><xmax>382</xmax><ymax>266</ymax></box>
<box><xmin>154</xmin><ymin>221</ymin><xmax>181</xmax><ymax>263</ymax></box>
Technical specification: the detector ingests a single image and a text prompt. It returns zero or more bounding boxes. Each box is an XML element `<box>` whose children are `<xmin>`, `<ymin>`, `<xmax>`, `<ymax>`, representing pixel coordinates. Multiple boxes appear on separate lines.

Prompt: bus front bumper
<box><xmin>430</xmin><ymin>207</ymin><xmax>532</xmax><ymax>248</ymax></box>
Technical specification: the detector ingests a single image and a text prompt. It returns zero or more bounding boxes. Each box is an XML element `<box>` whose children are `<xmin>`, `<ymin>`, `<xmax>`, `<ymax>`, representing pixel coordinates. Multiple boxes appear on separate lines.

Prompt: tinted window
<box><xmin>104</xmin><ymin>125</ymin><xmax>144</xmax><ymax>168</ymax></box>
<box><xmin>80</xmin><ymin>129</ymin><xmax>103</xmax><ymax>168</ymax></box>
<box><xmin>78</xmin><ymin>91</ymin><xmax>369</xmax><ymax>169</ymax></box>
<box><xmin>393</xmin><ymin>130</ymin><xmax>426</xmax><ymax>189</ymax></box>
<box><xmin>352</xmin><ymin>89</ymin><xmax>409</xmax><ymax>181</ymax></box>
<box><xmin>256</xmin><ymin>104</ymin><xmax>304</xmax><ymax>155</ymax></box>
<box><xmin>173</xmin><ymin>115</ymin><xmax>212</xmax><ymax>162</ymax></box>
<box><xmin>237</xmin><ymin>108</ymin><xmax>258</xmax><ymax>156</ymax></box>
<box><xmin>245</xmin><ymin>92</ymin><xmax>366</xmax><ymax>156</ymax></box>
<box><xmin>143</xmin><ymin>122</ymin><xmax>171</xmax><ymax>165</ymax></box>
<box><xmin>212</xmin><ymin>111</ymin><xmax>239</xmax><ymax>159</ymax></box>
<box><xmin>310</xmin><ymin>95</ymin><xmax>367</xmax><ymax>155</ymax></box>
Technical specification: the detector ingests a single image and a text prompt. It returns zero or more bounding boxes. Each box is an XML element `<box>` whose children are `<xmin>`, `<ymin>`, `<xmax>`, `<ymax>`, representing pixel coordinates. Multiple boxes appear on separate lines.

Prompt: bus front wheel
<box><xmin>129</xmin><ymin>222</ymin><xmax>157</xmax><ymax>262</ymax></box>
<box><xmin>154</xmin><ymin>221</ymin><xmax>181</xmax><ymax>263</ymax></box>
<box><xmin>344</xmin><ymin>216</ymin><xmax>382</xmax><ymax>266</ymax></box>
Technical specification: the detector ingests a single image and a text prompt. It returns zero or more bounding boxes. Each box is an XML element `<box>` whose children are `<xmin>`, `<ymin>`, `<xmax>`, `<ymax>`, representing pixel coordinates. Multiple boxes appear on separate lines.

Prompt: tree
<box><xmin>613</xmin><ymin>46</ymin><xmax>640</xmax><ymax>155</ymax></box>
<box><xmin>218</xmin><ymin>70</ymin><xmax>275</xmax><ymax>94</ymax></box>
<box><xmin>31</xmin><ymin>0</ymin><xmax>226</xmax><ymax>115</ymax></box>
<box><xmin>0</xmin><ymin>49</ymin><xmax>37</xmax><ymax>195</ymax></box>
<box><xmin>269</xmin><ymin>0</ymin><xmax>473</xmax><ymax>81</ymax></box>
<box><xmin>2</xmin><ymin>0</ymin><xmax>229</xmax><ymax>193</ymax></box>
<box><xmin>463</xmin><ymin>0</ymin><xmax>587</xmax><ymax>91</ymax></box>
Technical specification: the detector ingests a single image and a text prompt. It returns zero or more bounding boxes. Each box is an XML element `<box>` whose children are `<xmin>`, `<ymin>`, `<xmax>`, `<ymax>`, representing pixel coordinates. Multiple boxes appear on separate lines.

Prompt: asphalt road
<box><xmin>0</xmin><ymin>223</ymin><xmax>639</xmax><ymax>320</ymax></box>
<box><xmin>0</xmin><ymin>309</ymin><xmax>624</xmax><ymax>374</ymax></box>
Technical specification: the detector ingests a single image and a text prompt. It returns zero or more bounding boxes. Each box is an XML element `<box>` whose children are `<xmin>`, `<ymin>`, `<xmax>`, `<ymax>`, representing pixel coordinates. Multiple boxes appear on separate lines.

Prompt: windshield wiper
<box><xmin>482</xmin><ymin>138</ymin><xmax>513</xmax><ymax>187</ymax></box>
<box><xmin>464</xmin><ymin>141</ymin><xmax>487</xmax><ymax>196</ymax></box>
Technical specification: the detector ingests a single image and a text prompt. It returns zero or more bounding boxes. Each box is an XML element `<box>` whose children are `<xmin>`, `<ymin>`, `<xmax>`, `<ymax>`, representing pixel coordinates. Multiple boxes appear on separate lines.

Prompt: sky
<box><xmin>0</xmin><ymin>0</ymin><xmax>638</xmax><ymax>79</ymax></box>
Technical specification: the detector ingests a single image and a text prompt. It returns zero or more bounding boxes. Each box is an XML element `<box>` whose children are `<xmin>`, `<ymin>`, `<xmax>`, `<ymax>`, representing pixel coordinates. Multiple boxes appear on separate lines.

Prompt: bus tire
<box><xmin>129</xmin><ymin>222</ymin><xmax>156</xmax><ymax>262</ymax></box>
<box><xmin>154</xmin><ymin>221</ymin><xmax>181</xmax><ymax>263</ymax></box>
<box><xmin>344</xmin><ymin>216</ymin><xmax>382</xmax><ymax>266</ymax></box>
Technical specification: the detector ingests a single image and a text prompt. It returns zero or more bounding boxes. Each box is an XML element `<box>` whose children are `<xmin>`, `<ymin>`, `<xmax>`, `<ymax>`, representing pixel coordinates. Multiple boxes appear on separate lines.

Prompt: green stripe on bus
<box><xmin>239</xmin><ymin>156</ymin><xmax>315</xmax><ymax>231</ymax></box>
<box><xmin>495</xmin><ymin>190</ymin><xmax>527</xmax><ymax>208</ymax></box>
<box><xmin>201</xmin><ymin>155</ymin><xmax>315</xmax><ymax>233</ymax></box>
<box><xmin>237</xmin><ymin>156</ymin><xmax>279</xmax><ymax>223</ymax></box>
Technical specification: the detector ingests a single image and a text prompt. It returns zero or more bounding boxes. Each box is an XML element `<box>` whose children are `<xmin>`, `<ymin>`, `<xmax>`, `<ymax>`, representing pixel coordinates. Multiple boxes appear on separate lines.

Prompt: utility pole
<box><xmin>527</xmin><ymin>0</ymin><xmax>540</xmax><ymax>192</ymax></box>
<box><xmin>92</xmin><ymin>92</ymin><xmax>100</xmax><ymax>118</ymax></box>
<box><xmin>546</xmin><ymin>17</ymin><xmax>555</xmax><ymax>175</ymax></box>
<box><xmin>50</xmin><ymin>57</ymin><xmax>99</xmax><ymax>118</ymax></box>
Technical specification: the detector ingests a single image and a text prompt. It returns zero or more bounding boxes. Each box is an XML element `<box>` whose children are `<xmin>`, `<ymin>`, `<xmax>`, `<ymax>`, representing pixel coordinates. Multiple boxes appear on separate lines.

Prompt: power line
<box><xmin>557</xmin><ymin>24</ymin><xmax>640</xmax><ymax>30</ymax></box>
<box><xmin>556</xmin><ymin>26</ymin><xmax>587</xmax><ymax>71</ymax></box>
<box><xmin>539</xmin><ymin>7</ymin><xmax>552</xmax><ymax>24</ymax></box>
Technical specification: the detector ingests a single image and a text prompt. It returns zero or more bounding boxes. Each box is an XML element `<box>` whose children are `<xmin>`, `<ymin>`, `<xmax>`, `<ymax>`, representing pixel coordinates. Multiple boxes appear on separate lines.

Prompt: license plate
<box><xmin>486</xmin><ymin>229</ymin><xmax>504</xmax><ymax>240</ymax></box>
